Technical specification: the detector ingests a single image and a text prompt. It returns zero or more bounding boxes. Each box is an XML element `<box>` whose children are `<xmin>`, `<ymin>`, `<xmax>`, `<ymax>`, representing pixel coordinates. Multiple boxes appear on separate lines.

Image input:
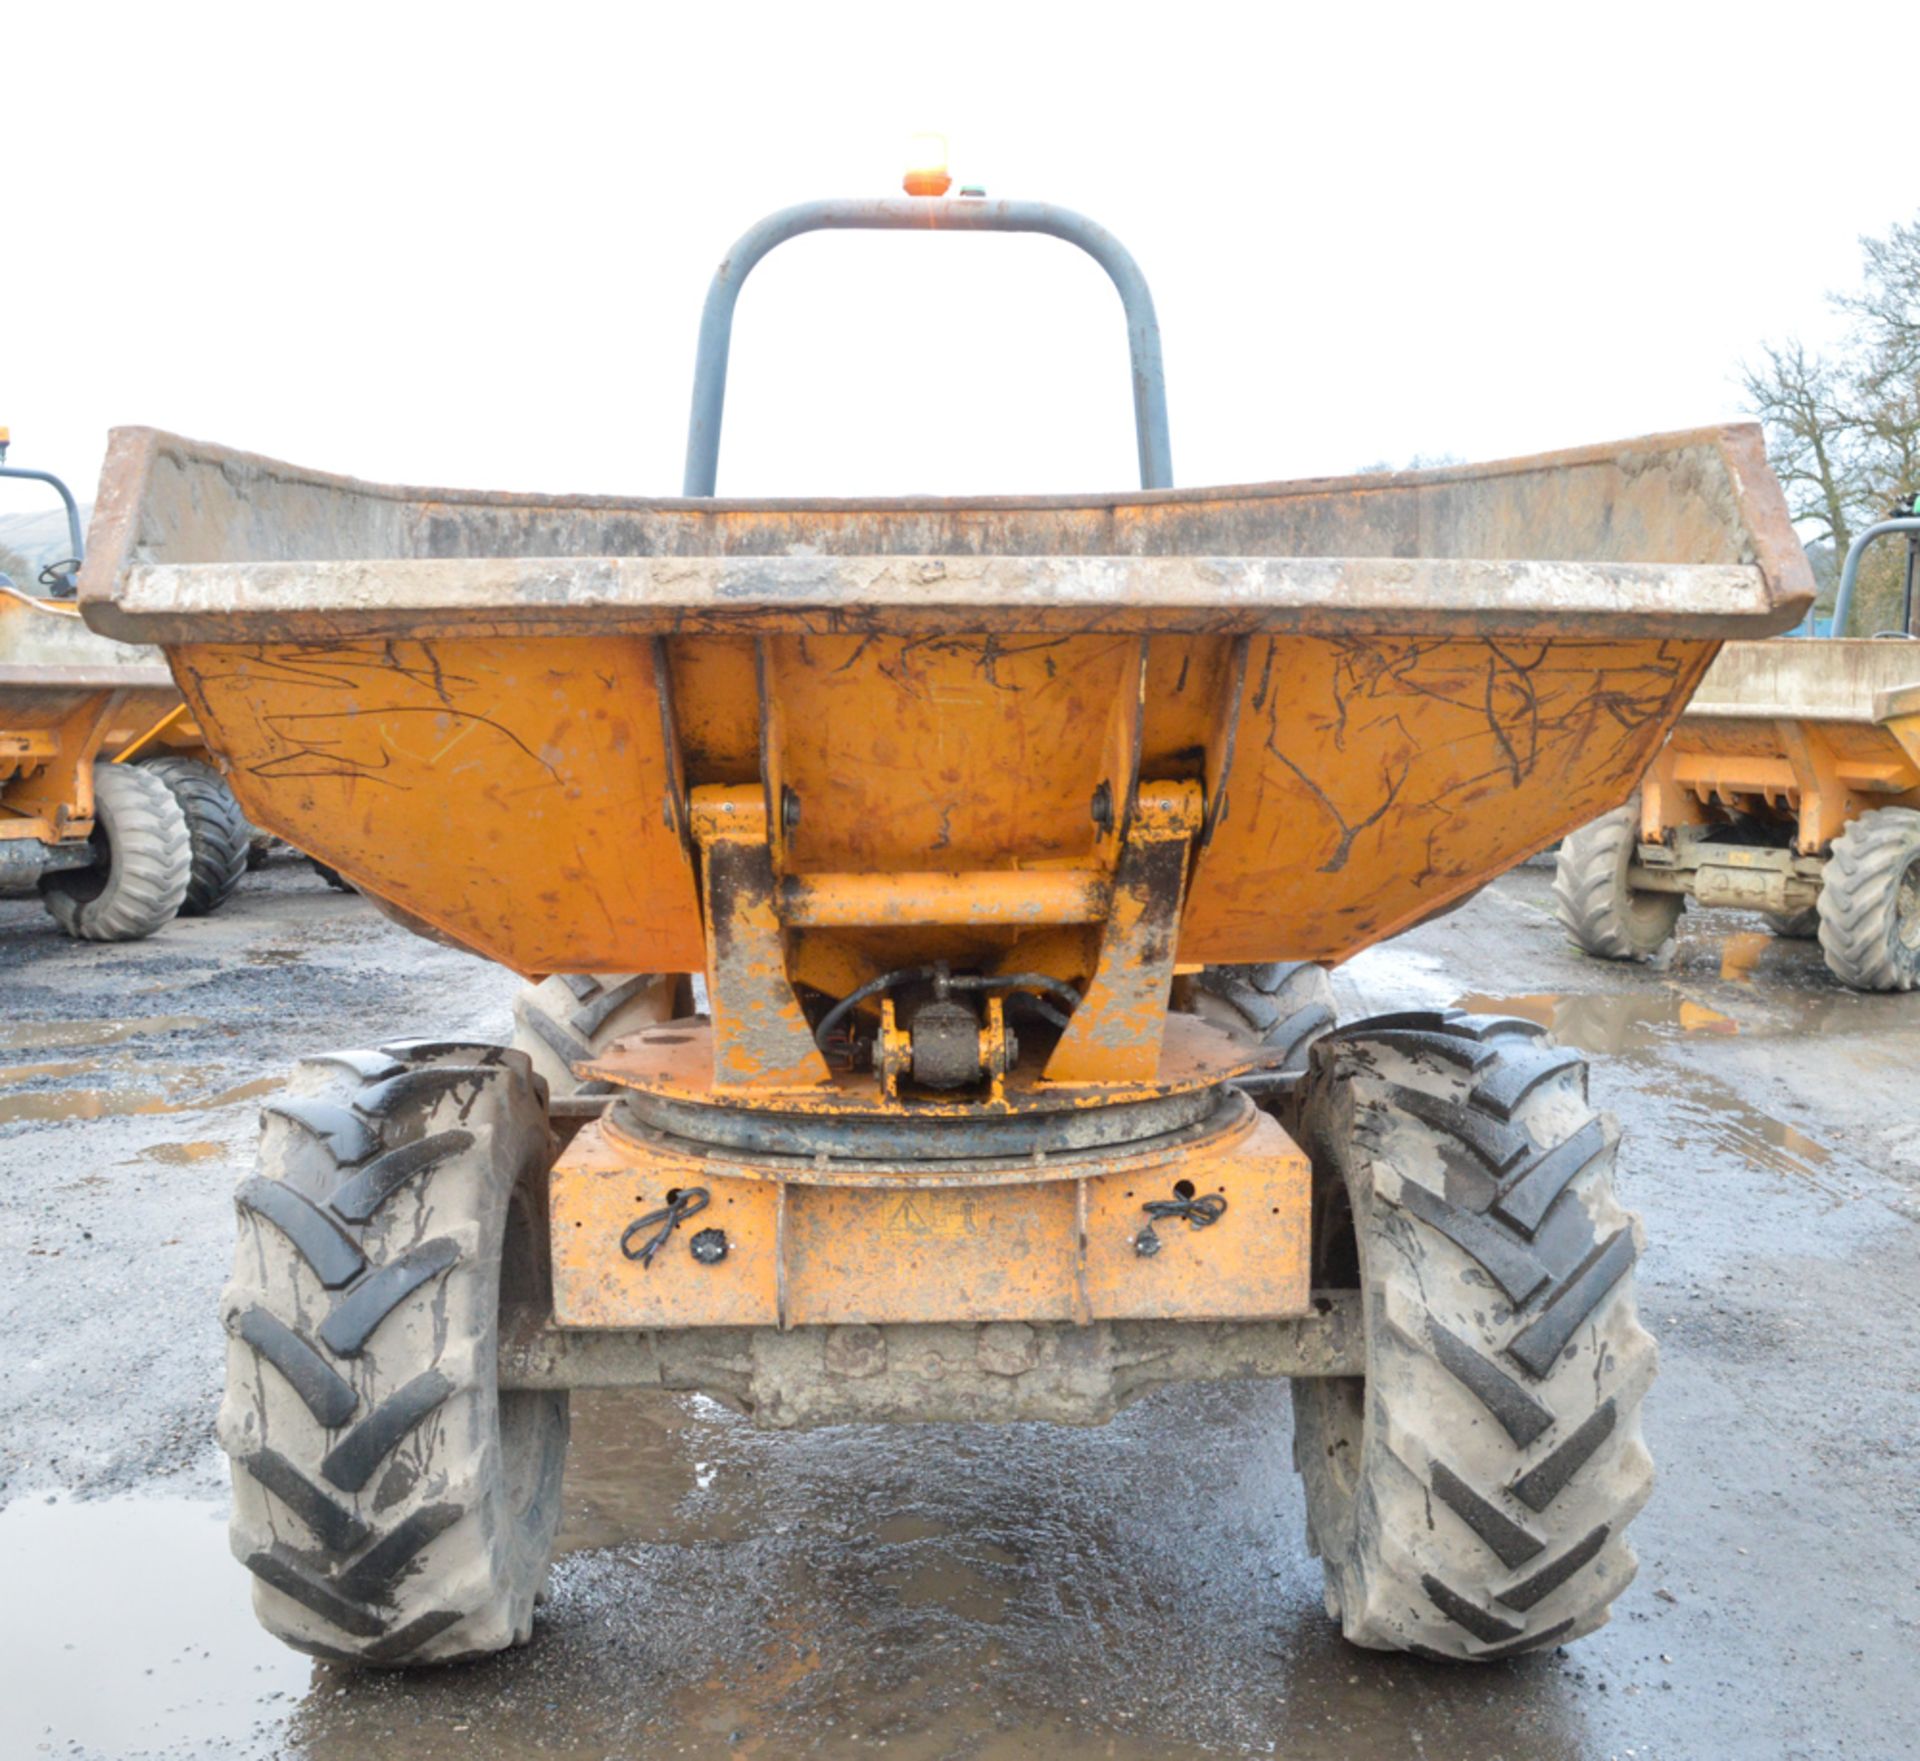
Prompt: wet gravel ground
<box><xmin>1</xmin><ymin>854</ymin><xmax>1915</xmax><ymax>1759</ymax></box>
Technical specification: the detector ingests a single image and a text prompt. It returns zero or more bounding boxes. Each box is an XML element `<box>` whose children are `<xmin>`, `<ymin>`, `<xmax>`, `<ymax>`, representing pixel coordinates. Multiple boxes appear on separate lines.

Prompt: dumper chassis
<box><xmin>77</xmin><ymin>193</ymin><xmax>1810</xmax><ymax>1668</ymax></box>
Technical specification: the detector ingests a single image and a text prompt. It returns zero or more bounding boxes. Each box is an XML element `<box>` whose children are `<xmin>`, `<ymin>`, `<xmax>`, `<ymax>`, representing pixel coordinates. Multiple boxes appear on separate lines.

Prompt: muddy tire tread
<box><xmin>1551</xmin><ymin>799</ymin><xmax>1681</xmax><ymax>961</ymax></box>
<box><xmin>39</xmin><ymin>761</ymin><xmax>192</xmax><ymax>942</ymax></box>
<box><xmin>219</xmin><ymin>1042</ymin><xmax>567</xmax><ymax>1666</ymax></box>
<box><xmin>1816</xmin><ymin>806</ymin><xmax>1920</xmax><ymax>991</ymax></box>
<box><xmin>1184</xmin><ymin>961</ymin><xmax>1336</xmax><ymax>1072</ymax></box>
<box><xmin>511</xmin><ymin>971</ymin><xmax>678</xmax><ymax>1098</ymax></box>
<box><xmin>1291</xmin><ymin>1007</ymin><xmax>1655</xmax><ymax>1661</ymax></box>
<box><xmin>139</xmin><ymin>754</ymin><xmax>250</xmax><ymax>915</ymax></box>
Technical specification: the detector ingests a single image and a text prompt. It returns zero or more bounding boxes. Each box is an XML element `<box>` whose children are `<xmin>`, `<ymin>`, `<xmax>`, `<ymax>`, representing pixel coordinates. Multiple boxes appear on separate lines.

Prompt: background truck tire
<box><xmin>1178</xmin><ymin>961</ymin><xmax>1336</xmax><ymax>1073</ymax></box>
<box><xmin>139</xmin><ymin>754</ymin><xmax>250</xmax><ymax>915</ymax></box>
<box><xmin>309</xmin><ymin>856</ymin><xmax>356</xmax><ymax>892</ymax></box>
<box><xmin>1290</xmin><ymin>1008</ymin><xmax>1655</xmax><ymax>1660</ymax></box>
<box><xmin>217</xmin><ymin>1040</ymin><xmax>568</xmax><ymax>1666</ymax></box>
<box><xmin>1762</xmin><ymin>907</ymin><xmax>1820</xmax><ymax>940</ymax></box>
<box><xmin>1551</xmin><ymin>797</ymin><xmax>1682</xmax><ymax>961</ymax></box>
<box><xmin>39</xmin><ymin>760</ymin><xmax>192</xmax><ymax>941</ymax></box>
<box><xmin>511</xmin><ymin>972</ymin><xmax>681</xmax><ymax>1098</ymax></box>
<box><xmin>1817</xmin><ymin>805</ymin><xmax>1920</xmax><ymax>991</ymax></box>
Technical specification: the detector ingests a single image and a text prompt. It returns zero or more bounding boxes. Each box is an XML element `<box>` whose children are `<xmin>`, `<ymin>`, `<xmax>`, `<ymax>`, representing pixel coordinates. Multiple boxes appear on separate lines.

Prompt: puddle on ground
<box><xmin>0</xmin><ymin>1056</ymin><xmax>104</xmax><ymax>1083</ymax></box>
<box><xmin>0</xmin><ymin>1384</ymin><xmax>1612</xmax><ymax>1761</ymax></box>
<box><xmin>1460</xmin><ymin>990</ymin><xmax>1833</xmax><ymax>1182</ymax></box>
<box><xmin>1716</xmin><ymin>930</ymin><xmax>1774</xmax><ymax>984</ymax></box>
<box><xmin>0</xmin><ymin>1072</ymin><xmax>279</xmax><ymax>1127</ymax></box>
<box><xmin>1666</xmin><ymin>1082</ymin><xmax>1834</xmax><ymax>1180</ymax></box>
<box><xmin>887</xmin><ymin>1555</ymin><xmax>1011</xmax><ymax>1621</ymax></box>
<box><xmin>1456</xmin><ymin>989</ymin><xmax>1738</xmax><ymax>1054</ymax></box>
<box><xmin>0</xmin><ymin>1492</ymin><xmax>310</xmax><ymax>1757</ymax></box>
<box><xmin>557</xmin><ymin>1389</ymin><xmax>765</xmax><ymax>1552</ymax></box>
<box><xmin>138</xmin><ymin>1138</ymin><xmax>231</xmax><ymax>1166</ymax></box>
<box><xmin>0</xmin><ymin>1012</ymin><xmax>208</xmax><ymax>1052</ymax></box>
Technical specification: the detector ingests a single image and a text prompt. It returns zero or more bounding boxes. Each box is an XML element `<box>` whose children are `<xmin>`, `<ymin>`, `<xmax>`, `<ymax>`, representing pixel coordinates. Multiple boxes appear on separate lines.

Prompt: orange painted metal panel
<box><xmin>783</xmin><ymin>1181</ymin><xmax>1081</xmax><ymax>1326</ymax></box>
<box><xmin>171</xmin><ymin>635</ymin><xmax>707</xmax><ymax>975</ymax></box>
<box><xmin>550</xmin><ymin>1104</ymin><xmax>1311</xmax><ymax>1330</ymax></box>
<box><xmin>767</xmin><ymin>632</ymin><xmax>1137</xmax><ymax>875</ymax></box>
<box><xmin>1081</xmin><ymin>1108</ymin><xmax>1309</xmax><ymax>1321</ymax></box>
<box><xmin>1181</xmin><ymin>635</ymin><xmax>1718</xmax><ymax>963</ymax></box>
<box><xmin>165</xmin><ymin>627</ymin><xmax>1717</xmax><ymax>981</ymax></box>
<box><xmin>0</xmin><ymin>685</ymin><xmax>183</xmax><ymax>839</ymax></box>
<box><xmin>550</xmin><ymin>1122</ymin><xmax>781</xmax><ymax>1328</ymax></box>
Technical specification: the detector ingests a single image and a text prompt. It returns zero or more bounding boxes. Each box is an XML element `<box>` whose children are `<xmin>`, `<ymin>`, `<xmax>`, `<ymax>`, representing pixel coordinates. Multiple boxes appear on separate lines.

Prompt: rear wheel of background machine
<box><xmin>1762</xmin><ymin>907</ymin><xmax>1820</xmax><ymax>940</ymax></box>
<box><xmin>39</xmin><ymin>761</ymin><xmax>192</xmax><ymax>942</ymax></box>
<box><xmin>1817</xmin><ymin>806</ymin><xmax>1920</xmax><ymax>992</ymax></box>
<box><xmin>139</xmin><ymin>754</ymin><xmax>250</xmax><ymax>915</ymax></box>
<box><xmin>1178</xmin><ymin>961</ymin><xmax>1336</xmax><ymax>1073</ymax></box>
<box><xmin>217</xmin><ymin>1040</ymin><xmax>568</xmax><ymax>1666</ymax></box>
<box><xmin>309</xmin><ymin>857</ymin><xmax>356</xmax><ymax>893</ymax></box>
<box><xmin>1551</xmin><ymin>797</ymin><xmax>1682</xmax><ymax>962</ymax></box>
<box><xmin>511</xmin><ymin>972</ymin><xmax>682</xmax><ymax>1098</ymax></box>
<box><xmin>1290</xmin><ymin>1009</ymin><xmax>1655</xmax><ymax>1659</ymax></box>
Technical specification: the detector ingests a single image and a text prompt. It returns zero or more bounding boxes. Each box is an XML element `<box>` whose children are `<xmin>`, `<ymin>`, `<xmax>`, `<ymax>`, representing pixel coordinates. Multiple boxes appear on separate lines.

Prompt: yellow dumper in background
<box><xmin>1556</xmin><ymin>522</ymin><xmax>1920</xmax><ymax>990</ymax></box>
<box><xmin>79</xmin><ymin>194</ymin><xmax>1809</xmax><ymax>1668</ymax></box>
<box><xmin>1</xmin><ymin>442</ymin><xmax>252</xmax><ymax>937</ymax></box>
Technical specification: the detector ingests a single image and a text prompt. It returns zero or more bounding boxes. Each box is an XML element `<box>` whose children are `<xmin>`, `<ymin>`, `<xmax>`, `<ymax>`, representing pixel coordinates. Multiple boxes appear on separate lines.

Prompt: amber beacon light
<box><xmin>902</xmin><ymin>133</ymin><xmax>952</xmax><ymax>197</ymax></box>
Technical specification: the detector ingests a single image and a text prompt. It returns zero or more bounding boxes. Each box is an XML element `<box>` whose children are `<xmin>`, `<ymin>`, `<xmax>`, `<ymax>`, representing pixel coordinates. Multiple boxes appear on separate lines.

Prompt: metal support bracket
<box><xmin>1042</xmin><ymin>780</ymin><xmax>1204</xmax><ymax>1084</ymax></box>
<box><xmin>689</xmin><ymin>786</ymin><xmax>830</xmax><ymax>1088</ymax></box>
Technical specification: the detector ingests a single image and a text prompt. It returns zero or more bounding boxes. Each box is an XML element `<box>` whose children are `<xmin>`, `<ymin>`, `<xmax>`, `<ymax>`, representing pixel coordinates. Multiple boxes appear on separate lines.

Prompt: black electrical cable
<box><xmin>945</xmin><ymin>970</ymin><xmax>1084</xmax><ymax>1017</ymax></box>
<box><xmin>811</xmin><ymin>964</ymin><xmax>941</xmax><ymax>1056</ymax></box>
<box><xmin>620</xmin><ymin>1187</ymin><xmax>711</xmax><ymax>1268</ymax></box>
<box><xmin>1004</xmin><ymin>991</ymin><xmax>1073</xmax><ymax>1033</ymax></box>
<box><xmin>1141</xmin><ymin>1191</ymin><xmax>1228</xmax><ymax>1229</ymax></box>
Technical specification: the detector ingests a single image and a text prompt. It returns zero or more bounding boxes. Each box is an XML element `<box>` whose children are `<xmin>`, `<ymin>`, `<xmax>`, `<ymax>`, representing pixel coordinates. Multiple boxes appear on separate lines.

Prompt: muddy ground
<box><xmin>1</xmin><ymin>856</ymin><xmax>1914</xmax><ymax>1760</ymax></box>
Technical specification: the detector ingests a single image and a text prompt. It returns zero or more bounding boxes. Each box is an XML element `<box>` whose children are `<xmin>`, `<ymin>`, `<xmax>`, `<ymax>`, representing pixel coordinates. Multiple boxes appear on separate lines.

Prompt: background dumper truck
<box><xmin>1555</xmin><ymin>514</ymin><xmax>1920</xmax><ymax>990</ymax></box>
<box><xmin>1</xmin><ymin>444</ymin><xmax>254</xmax><ymax>938</ymax></box>
<box><xmin>76</xmin><ymin>195</ymin><xmax>1810</xmax><ymax>1667</ymax></box>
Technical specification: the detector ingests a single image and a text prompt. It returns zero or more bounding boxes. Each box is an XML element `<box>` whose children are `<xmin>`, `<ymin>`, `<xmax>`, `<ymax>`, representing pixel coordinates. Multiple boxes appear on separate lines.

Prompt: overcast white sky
<box><xmin>4</xmin><ymin>1</ymin><xmax>1913</xmax><ymax>518</ymax></box>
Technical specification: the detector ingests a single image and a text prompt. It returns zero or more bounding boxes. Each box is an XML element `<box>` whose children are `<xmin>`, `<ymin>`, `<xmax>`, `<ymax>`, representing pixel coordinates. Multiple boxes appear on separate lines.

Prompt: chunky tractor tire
<box><xmin>1552</xmin><ymin>799</ymin><xmax>1682</xmax><ymax>962</ymax></box>
<box><xmin>511</xmin><ymin>972</ymin><xmax>679</xmax><ymax>1098</ymax></box>
<box><xmin>139</xmin><ymin>755</ymin><xmax>250</xmax><ymax>915</ymax></box>
<box><xmin>1182</xmin><ymin>961</ymin><xmax>1336</xmax><ymax>1073</ymax></box>
<box><xmin>39</xmin><ymin>761</ymin><xmax>191</xmax><ymax>941</ymax></box>
<box><xmin>1291</xmin><ymin>1009</ymin><xmax>1655</xmax><ymax>1661</ymax></box>
<box><xmin>217</xmin><ymin>1041</ymin><xmax>569</xmax><ymax>1666</ymax></box>
<box><xmin>1762</xmin><ymin>907</ymin><xmax>1820</xmax><ymax>940</ymax></box>
<box><xmin>1817</xmin><ymin>806</ymin><xmax>1920</xmax><ymax>991</ymax></box>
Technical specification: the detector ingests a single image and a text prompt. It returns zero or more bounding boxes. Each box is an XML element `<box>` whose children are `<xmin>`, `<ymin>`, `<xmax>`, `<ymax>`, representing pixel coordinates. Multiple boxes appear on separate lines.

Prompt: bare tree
<box><xmin>1843</xmin><ymin>217</ymin><xmax>1920</xmax><ymax>388</ymax></box>
<box><xmin>1739</xmin><ymin>339</ymin><xmax>1862</xmax><ymax>555</ymax></box>
<box><xmin>1743</xmin><ymin>216</ymin><xmax>1920</xmax><ymax>628</ymax></box>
